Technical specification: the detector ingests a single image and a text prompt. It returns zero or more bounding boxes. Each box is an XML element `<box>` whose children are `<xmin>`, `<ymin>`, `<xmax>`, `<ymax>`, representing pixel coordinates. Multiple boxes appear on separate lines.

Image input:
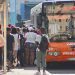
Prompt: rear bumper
<box><xmin>46</xmin><ymin>56</ymin><xmax>75</xmax><ymax>63</ymax></box>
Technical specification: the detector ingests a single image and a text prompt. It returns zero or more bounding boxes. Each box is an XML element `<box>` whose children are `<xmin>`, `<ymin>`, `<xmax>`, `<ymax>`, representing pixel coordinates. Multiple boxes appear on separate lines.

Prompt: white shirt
<box><xmin>25</xmin><ymin>32</ymin><xmax>37</xmax><ymax>43</ymax></box>
<box><xmin>42</xmin><ymin>34</ymin><xmax>50</xmax><ymax>42</ymax></box>
<box><xmin>35</xmin><ymin>34</ymin><xmax>42</xmax><ymax>44</ymax></box>
<box><xmin>12</xmin><ymin>34</ymin><xmax>19</xmax><ymax>50</ymax></box>
<box><xmin>35</xmin><ymin>34</ymin><xmax>49</xmax><ymax>44</ymax></box>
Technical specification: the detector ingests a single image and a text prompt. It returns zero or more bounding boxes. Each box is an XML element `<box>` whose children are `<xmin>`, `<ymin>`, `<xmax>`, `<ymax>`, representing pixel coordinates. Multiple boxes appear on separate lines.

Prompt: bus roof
<box><xmin>43</xmin><ymin>0</ymin><xmax>75</xmax><ymax>4</ymax></box>
<box><xmin>31</xmin><ymin>0</ymin><xmax>75</xmax><ymax>15</ymax></box>
<box><xmin>43</xmin><ymin>0</ymin><xmax>74</xmax><ymax>2</ymax></box>
<box><xmin>31</xmin><ymin>3</ymin><xmax>42</xmax><ymax>15</ymax></box>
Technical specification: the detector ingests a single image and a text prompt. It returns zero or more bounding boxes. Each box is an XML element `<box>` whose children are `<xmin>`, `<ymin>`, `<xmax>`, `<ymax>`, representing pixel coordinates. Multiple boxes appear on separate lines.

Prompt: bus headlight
<box><xmin>48</xmin><ymin>52</ymin><xmax>53</xmax><ymax>55</ymax></box>
<box><xmin>53</xmin><ymin>52</ymin><xmax>60</xmax><ymax>56</ymax></box>
<box><xmin>48</xmin><ymin>52</ymin><xmax>60</xmax><ymax>56</ymax></box>
<box><xmin>48</xmin><ymin>48</ymin><xmax>54</xmax><ymax>50</ymax></box>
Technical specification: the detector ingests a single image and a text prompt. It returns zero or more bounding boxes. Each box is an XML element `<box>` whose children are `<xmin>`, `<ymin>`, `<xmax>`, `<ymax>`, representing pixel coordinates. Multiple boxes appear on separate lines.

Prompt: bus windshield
<box><xmin>50</xmin><ymin>34</ymin><xmax>75</xmax><ymax>42</ymax></box>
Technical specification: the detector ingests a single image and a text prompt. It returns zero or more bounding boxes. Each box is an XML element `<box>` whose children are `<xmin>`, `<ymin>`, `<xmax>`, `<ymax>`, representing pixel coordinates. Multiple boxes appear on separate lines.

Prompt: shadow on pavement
<box><xmin>34</xmin><ymin>72</ymin><xmax>41</xmax><ymax>75</ymax></box>
<box><xmin>47</xmin><ymin>70</ymin><xmax>75</xmax><ymax>74</ymax></box>
<box><xmin>46</xmin><ymin>62</ymin><xmax>75</xmax><ymax>74</ymax></box>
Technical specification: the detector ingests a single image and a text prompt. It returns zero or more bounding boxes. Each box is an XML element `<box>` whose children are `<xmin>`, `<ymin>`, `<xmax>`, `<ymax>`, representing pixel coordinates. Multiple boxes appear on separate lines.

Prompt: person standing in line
<box><xmin>24</xmin><ymin>27</ymin><xmax>37</xmax><ymax>66</ymax></box>
<box><xmin>0</xmin><ymin>25</ymin><xmax>2</xmax><ymax>34</ymax></box>
<box><xmin>11</xmin><ymin>28</ymin><xmax>20</xmax><ymax>67</ymax></box>
<box><xmin>35</xmin><ymin>28</ymin><xmax>41</xmax><ymax>65</ymax></box>
<box><xmin>0</xmin><ymin>33</ymin><xmax>4</xmax><ymax>69</ymax></box>
<box><xmin>16</xmin><ymin>27</ymin><xmax>25</xmax><ymax>67</ymax></box>
<box><xmin>16</xmin><ymin>27</ymin><xmax>21</xmax><ymax>66</ymax></box>
<box><xmin>22</xmin><ymin>28</ymin><xmax>29</xmax><ymax>66</ymax></box>
<box><xmin>7</xmin><ymin>27</ymin><xmax>14</xmax><ymax>69</ymax></box>
<box><xmin>35</xmin><ymin>28</ymin><xmax>42</xmax><ymax>46</ymax></box>
<box><xmin>36</xmin><ymin>28</ymin><xmax>49</xmax><ymax>73</ymax></box>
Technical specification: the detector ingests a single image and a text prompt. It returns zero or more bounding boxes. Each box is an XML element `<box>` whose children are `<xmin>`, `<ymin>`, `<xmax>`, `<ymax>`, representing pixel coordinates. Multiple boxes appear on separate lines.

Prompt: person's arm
<box><xmin>0</xmin><ymin>34</ymin><xmax>5</xmax><ymax>47</ymax></box>
<box><xmin>46</xmin><ymin>35</ymin><xmax>50</xmax><ymax>42</ymax></box>
<box><xmin>17</xmin><ymin>34</ymin><xmax>20</xmax><ymax>50</ymax></box>
<box><xmin>12</xmin><ymin>36</ymin><xmax>15</xmax><ymax>51</ymax></box>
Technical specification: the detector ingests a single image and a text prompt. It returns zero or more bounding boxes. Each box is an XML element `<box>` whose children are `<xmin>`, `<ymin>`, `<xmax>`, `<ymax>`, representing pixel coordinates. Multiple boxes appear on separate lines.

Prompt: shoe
<box><xmin>38</xmin><ymin>67</ymin><xmax>40</xmax><ymax>72</ymax></box>
<box><xmin>7</xmin><ymin>66</ymin><xmax>10</xmax><ymax>71</ymax></box>
<box><xmin>16</xmin><ymin>64</ymin><xmax>20</xmax><ymax>67</ymax></box>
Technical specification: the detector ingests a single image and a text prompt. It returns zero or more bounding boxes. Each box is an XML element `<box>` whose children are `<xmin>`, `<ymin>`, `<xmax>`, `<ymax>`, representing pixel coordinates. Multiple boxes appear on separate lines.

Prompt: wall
<box><xmin>20</xmin><ymin>3</ymin><xmax>25</xmax><ymax>20</ymax></box>
<box><xmin>24</xmin><ymin>4</ymin><xmax>36</xmax><ymax>20</ymax></box>
<box><xmin>10</xmin><ymin>0</ymin><xmax>16</xmax><ymax>25</ymax></box>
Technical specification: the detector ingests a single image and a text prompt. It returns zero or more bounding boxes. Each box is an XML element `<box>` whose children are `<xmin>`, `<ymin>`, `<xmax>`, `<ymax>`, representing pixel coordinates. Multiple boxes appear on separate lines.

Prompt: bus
<box><xmin>31</xmin><ymin>0</ymin><xmax>75</xmax><ymax>65</ymax></box>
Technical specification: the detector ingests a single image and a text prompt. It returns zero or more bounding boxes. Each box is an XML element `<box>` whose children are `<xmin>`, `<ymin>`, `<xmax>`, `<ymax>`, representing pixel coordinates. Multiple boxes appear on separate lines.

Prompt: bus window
<box><xmin>31</xmin><ymin>1</ymin><xmax>75</xmax><ymax>37</ymax></box>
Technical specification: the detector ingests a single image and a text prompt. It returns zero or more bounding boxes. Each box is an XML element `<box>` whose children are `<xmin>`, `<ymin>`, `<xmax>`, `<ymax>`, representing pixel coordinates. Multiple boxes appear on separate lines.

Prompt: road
<box><xmin>48</xmin><ymin>69</ymin><xmax>75</xmax><ymax>75</ymax></box>
<box><xmin>0</xmin><ymin>63</ymin><xmax>75</xmax><ymax>75</ymax></box>
<box><xmin>1</xmin><ymin>67</ymin><xmax>74</xmax><ymax>75</ymax></box>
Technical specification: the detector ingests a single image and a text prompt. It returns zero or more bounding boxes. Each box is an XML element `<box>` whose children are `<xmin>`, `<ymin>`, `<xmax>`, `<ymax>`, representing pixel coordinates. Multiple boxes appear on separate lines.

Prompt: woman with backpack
<box><xmin>35</xmin><ymin>28</ymin><xmax>49</xmax><ymax>73</ymax></box>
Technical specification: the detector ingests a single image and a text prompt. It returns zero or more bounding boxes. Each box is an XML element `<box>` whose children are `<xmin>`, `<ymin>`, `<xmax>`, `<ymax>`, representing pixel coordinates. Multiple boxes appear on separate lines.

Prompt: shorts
<box><xmin>25</xmin><ymin>42</ymin><xmax>35</xmax><ymax>51</ymax></box>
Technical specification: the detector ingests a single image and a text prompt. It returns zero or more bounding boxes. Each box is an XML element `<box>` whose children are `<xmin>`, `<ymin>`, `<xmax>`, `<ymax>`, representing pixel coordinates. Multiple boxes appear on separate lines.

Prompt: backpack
<box><xmin>39</xmin><ymin>35</ymin><xmax>48</xmax><ymax>52</ymax></box>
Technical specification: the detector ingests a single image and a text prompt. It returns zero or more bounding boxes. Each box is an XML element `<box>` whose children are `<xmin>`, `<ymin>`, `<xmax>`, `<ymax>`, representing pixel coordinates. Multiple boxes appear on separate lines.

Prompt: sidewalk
<box><xmin>0</xmin><ymin>70</ymin><xmax>3</xmax><ymax>75</ymax></box>
<box><xmin>1</xmin><ymin>68</ymin><xmax>75</xmax><ymax>75</ymax></box>
<box><xmin>3</xmin><ymin>67</ymin><xmax>52</xmax><ymax>75</ymax></box>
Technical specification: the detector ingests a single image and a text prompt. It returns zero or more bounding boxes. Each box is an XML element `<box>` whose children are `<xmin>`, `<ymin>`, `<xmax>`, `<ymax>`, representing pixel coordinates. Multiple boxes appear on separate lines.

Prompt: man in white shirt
<box><xmin>25</xmin><ymin>27</ymin><xmax>37</xmax><ymax>65</ymax></box>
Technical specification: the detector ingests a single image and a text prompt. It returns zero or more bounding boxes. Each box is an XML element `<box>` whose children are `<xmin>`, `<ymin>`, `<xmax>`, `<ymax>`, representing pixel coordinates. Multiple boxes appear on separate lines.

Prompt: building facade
<box><xmin>24</xmin><ymin>0</ymin><xmax>49</xmax><ymax>21</ymax></box>
<box><xmin>9</xmin><ymin>0</ymin><xmax>47</xmax><ymax>25</ymax></box>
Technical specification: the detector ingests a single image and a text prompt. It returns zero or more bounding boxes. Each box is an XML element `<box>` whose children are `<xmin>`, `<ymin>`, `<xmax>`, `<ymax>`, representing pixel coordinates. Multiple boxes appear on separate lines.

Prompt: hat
<box><xmin>28</xmin><ymin>27</ymin><xmax>34</xmax><ymax>31</ymax></box>
<box><xmin>8</xmin><ymin>24</ymin><xmax>11</xmax><ymax>27</ymax></box>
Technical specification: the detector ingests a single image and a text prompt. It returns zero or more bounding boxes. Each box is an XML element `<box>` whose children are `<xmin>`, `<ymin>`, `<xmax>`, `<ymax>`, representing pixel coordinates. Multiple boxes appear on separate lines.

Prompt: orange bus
<box><xmin>31</xmin><ymin>0</ymin><xmax>75</xmax><ymax>64</ymax></box>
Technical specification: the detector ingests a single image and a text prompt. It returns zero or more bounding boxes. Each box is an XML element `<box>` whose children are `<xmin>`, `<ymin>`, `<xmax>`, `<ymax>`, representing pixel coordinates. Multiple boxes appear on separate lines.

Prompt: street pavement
<box><xmin>0</xmin><ymin>67</ymin><xmax>74</xmax><ymax>75</ymax></box>
<box><xmin>4</xmin><ymin>67</ymin><xmax>52</xmax><ymax>75</ymax></box>
<box><xmin>0</xmin><ymin>70</ymin><xmax>3</xmax><ymax>75</ymax></box>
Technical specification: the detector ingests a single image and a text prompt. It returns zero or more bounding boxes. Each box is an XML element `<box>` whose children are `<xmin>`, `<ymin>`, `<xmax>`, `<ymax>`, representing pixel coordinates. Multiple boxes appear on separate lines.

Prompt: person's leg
<box><xmin>13</xmin><ymin>50</ymin><xmax>18</xmax><ymax>67</ymax></box>
<box><xmin>17</xmin><ymin>50</ymin><xmax>21</xmax><ymax>67</ymax></box>
<box><xmin>36</xmin><ymin>50</ymin><xmax>41</xmax><ymax>72</ymax></box>
<box><xmin>9</xmin><ymin>51</ymin><xmax>13</xmax><ymax>67</ymax></box>
<box><xmin>41</xmin><ymin>52</ymin><xmax>46</xmax><ymax>72</ymax></box>
<box><xmin>29</xmin><ymin>43</ymin><xmax>35</xmax><ymax>65</ymax></box>
<box><xmin>0</xmin><ymin>56</ymin><xmax>2</xmax><ymax>69</ymax></box>
<box><xmin>25</xmin><ymin>43</ymin><xmax>30</xmax><ymax>65</ymax></box>
<box><xmin>30</xmin><ymin>51</ymin><xmax>34</xmax><ymax>65</ymax></box>
<box><xmin>0</xmin><ymin>48</ymin><xmax>2</xmax><ymax>69</ymax></box>
<box><xmin>19</xmin><ymin>50</ymin><xmax>25</xmax><ymax>67</ymax></box>
<box><xmin>7</xmin><ymin>50</ymin><xmax>13</xmax><ymax>70</ymax></box>
<box><xmin>25</xmin><ymin>47</ymin><xmax>29</xmax><ymax>65</ymax></box>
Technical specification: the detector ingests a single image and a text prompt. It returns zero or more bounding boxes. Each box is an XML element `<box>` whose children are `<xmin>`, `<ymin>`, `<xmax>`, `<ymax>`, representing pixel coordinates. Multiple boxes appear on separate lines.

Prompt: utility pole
<box><xmin>3</xmin><ymin>0</ymin><xmax>7</xmax><ymax>73</ymax></box>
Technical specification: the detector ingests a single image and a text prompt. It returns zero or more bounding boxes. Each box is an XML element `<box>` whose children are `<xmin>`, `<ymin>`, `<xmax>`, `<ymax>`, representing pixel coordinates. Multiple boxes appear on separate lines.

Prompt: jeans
<box><xmin>36</xmin><ymin>50</ymin><xmax>46</xmax><ymax>68</ymax></box>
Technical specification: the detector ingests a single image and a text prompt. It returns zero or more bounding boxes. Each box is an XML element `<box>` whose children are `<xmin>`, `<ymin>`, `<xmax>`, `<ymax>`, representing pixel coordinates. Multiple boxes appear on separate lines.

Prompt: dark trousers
<box><xmin>17</xmin><ymin>49</ymin><xmax>25</xmax><ymax>67</ymax></box>
<box><xmin>0</xmin><ymin>48</ymin><xmax>3</xmax><ymax>66</ymax></box>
